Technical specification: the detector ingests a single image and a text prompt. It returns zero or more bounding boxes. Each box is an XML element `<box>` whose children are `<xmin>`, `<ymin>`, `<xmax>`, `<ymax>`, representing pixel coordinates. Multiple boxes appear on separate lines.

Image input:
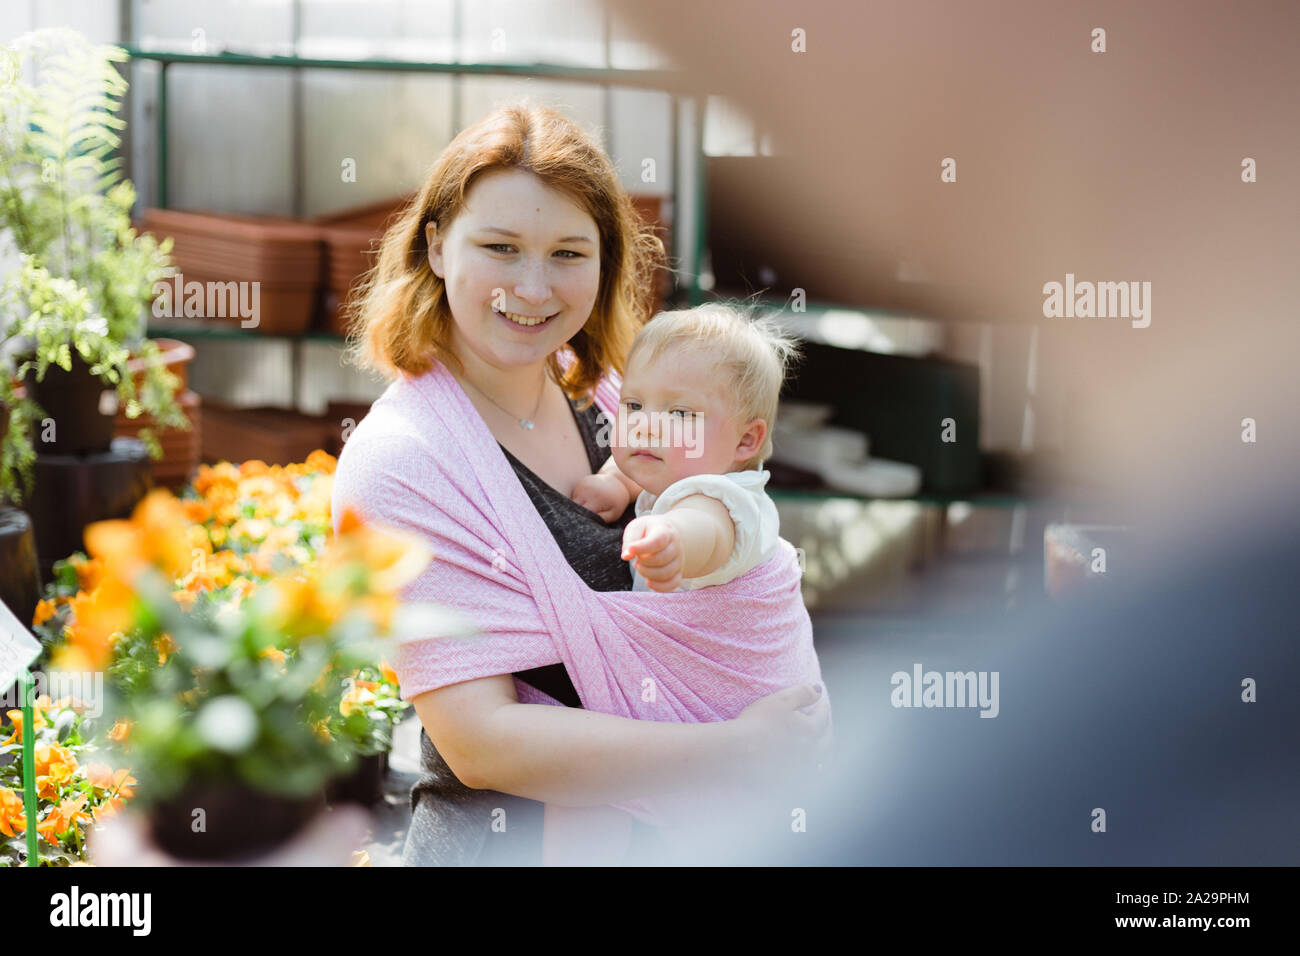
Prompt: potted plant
<box><xmin>0</xmin><ymin>28</ymin><xmax>188</xmax><ymax>507</ymax></box>
<box><xmin>0</xmin><ymin>695</ymin><xmax>132</xmax><ymax>867</ymax></box>
<box><xmin>324</xmin><ymin>662</ymin><xmax>409</xmax><ymax>807</ymax></box>
<box><xmin>41</xmin><ymin>488</ymin><xmax>466</xmax><ymax>862</ymax></box>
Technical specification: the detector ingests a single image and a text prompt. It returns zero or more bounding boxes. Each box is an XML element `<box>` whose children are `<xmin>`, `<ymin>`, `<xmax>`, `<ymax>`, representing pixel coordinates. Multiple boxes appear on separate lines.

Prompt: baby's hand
<box><xmin>570</xmin><ymin>472</ymin><xmax>632</xmax><ymax>523</ymax></box>
<box><xmin>622</xmin><ymin>515</ymin><xmax>684</xmax><ymax>593</ymax></box>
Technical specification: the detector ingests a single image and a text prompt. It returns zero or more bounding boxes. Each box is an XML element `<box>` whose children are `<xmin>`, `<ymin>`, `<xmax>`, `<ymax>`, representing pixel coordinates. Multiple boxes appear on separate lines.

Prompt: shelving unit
<box><xmin>122</xmin><ymin>45</ymin><xmax>709</xmax><ymax>306</ymax></box>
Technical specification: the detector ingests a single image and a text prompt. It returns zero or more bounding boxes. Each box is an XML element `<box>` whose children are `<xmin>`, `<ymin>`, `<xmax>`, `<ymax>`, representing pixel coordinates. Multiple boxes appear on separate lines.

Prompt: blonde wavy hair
<box><xmin>344</xmin><ymin>99</ymin><xmax>667</xmax><ymax>407</ymax></box>
<box><xmin>628</xmin><ymin>302</ymin><xmax>802</xmax><ymax>471</ymax></box>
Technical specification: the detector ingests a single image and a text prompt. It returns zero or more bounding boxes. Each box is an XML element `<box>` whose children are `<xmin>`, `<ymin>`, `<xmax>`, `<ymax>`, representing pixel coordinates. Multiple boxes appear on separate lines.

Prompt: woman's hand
<box><xmin>570</xmin><ymin>472</ymin><xmax>632</xmax><ymax>523</ymax></box>
<box><xmin>622</xmin><ymin>514</ymin><xmax>684</xmax><ymax>592</ymax></box>
<box><xmin>733</xmin><ymin>683</ymin><xmax>833</xmax><ymax>780</ymax></box>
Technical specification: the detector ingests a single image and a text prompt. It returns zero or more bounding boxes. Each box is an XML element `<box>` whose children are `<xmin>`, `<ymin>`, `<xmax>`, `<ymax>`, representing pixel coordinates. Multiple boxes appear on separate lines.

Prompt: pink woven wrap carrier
<box><xmin>330</xmin><ymin>353</ymin><xmax>827</xmax><ymax>826</ymax></box>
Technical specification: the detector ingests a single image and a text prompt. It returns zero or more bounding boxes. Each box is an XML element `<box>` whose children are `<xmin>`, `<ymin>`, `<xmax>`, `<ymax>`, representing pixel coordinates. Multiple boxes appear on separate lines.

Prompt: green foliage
<box><xmin>0</xmin><ymin>28</ymin><xmax>186</xmax><ymax>506</ymax></box>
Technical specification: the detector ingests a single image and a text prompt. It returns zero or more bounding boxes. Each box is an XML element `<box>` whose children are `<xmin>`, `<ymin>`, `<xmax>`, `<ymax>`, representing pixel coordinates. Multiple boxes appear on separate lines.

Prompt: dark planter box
<box><xmin>148</xmin><ymin>780</ymin><xmax>327</xmax><ymax>862</ymax></box>
<box><xmin>325</xmin><ymin>751</ymin><xmax>389</xmax><ymax>808</ymax></box>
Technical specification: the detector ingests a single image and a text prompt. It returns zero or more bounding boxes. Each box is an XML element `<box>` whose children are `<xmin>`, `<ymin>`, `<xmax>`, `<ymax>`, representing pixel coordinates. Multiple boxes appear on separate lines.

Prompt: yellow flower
<box><xmin>107</xmin><ymin>718</ymin><xmax>132</xmax><ymax>743</ymax></box>
<box><xmin>339</xmin><ymin>681</ymin><xmax>377</xmax><ymax>717</ymax></box>
<box><xmin>311</xmin><ymin>717</ymin><xmax>333</xmax><ymax>742</ymax></box>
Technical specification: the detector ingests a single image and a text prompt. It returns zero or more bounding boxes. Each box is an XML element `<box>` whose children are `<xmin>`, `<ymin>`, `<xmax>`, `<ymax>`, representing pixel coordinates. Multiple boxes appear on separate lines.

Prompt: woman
<box><xmin>332</xmin><ymin>101</ymin><xmax>830</xmax><ymax>866</ymax></box>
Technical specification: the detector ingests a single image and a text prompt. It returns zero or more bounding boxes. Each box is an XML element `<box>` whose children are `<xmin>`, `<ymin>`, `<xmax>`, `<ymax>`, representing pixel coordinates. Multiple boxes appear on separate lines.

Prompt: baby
<box><xmin>542</xmin><ymin>303</ymin><xmax>801</xmax><ymax>864</ymax></box>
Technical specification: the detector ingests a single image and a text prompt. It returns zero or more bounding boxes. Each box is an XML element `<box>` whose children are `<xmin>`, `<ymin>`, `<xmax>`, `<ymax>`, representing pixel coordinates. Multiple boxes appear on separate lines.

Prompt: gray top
<box><xmin>401</xmin><ymin>395</ymin><xmax>662</xmax><ymax>865</ymax></box>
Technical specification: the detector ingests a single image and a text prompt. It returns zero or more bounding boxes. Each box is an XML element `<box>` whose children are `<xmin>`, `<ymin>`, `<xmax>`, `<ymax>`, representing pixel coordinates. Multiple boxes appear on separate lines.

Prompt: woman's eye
<box><xmin>483</xmin><ymin>244</ymin><xmax>582</xmax><ymax>258</ymax></box>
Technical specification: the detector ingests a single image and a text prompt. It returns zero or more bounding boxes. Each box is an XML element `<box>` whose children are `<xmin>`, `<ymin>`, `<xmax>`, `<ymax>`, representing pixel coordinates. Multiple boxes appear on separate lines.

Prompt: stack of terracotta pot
<box><xmin>139</xmin><ymin>209</ymin><xmax>325</xmax><ymax>335</ymax></box>
<box><xmin>313</xmin><ymin>196</ymin><xmax>413</xmax><ymax>337</ymax></box>
<box><xmin>113</xmin><ymin>338</ymin><xmax>201</xmax><ymax>491</ymax></box>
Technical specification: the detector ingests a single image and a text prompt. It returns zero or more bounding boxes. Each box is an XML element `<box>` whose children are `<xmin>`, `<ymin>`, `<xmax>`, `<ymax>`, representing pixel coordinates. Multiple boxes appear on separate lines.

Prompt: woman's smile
<box><xmin>494</xmin><ymin>307</ymin><xmax>559</xmax><ymax>331</ymax></box>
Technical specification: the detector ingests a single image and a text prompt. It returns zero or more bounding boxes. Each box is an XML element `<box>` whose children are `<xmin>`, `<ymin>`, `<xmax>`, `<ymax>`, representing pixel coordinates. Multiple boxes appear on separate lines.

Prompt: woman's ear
<box><xmin>734</xmin><ymin>418</ymin><xmax>767</xmax><ymax>462</ymax></box>
<box><xmin>426</xmin><ymin>221</ymin><xmax>445</xmax><ymax>279</ymax></box>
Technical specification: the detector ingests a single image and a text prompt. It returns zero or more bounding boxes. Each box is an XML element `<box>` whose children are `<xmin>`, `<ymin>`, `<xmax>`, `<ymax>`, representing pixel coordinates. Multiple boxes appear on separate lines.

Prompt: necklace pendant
<box><xmin>520</xmin><ymin>419</ymin><xmax>534</xmax><ymax>430</ymax></box>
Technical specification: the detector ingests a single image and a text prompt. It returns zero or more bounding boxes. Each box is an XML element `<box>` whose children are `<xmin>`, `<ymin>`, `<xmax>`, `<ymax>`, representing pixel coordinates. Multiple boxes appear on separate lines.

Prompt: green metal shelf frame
<box><xmin>121</xmin><ymin>46</ymin><xmax>709</xmax><ymax>306</ymax></box>
<box><xmin>123</xmin><ymin>45</ymin><xmax>714</xmax><ymax>406</ymax></box>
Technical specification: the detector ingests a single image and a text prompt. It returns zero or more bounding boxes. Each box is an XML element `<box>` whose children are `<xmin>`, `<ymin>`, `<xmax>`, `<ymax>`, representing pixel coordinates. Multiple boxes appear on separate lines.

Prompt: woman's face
<box><xmin>426</xmin><ymin>167</ymin><xmax>602</xmax><ymax>372</ymax></box>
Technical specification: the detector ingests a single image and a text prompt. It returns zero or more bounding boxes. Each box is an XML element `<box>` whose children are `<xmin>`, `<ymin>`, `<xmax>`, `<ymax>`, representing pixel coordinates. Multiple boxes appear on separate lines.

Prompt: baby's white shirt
<box><xmin>630</xmin><ymin>467</ymin><xmax>780</xmax><ymax>592</ymax></box>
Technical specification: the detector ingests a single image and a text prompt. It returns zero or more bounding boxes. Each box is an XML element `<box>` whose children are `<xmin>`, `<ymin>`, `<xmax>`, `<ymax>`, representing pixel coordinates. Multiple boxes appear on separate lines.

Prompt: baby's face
<box><xmin>612</xmin><ymin>345</ymin><xmax>752</xmax><ymax>495</ymax></box>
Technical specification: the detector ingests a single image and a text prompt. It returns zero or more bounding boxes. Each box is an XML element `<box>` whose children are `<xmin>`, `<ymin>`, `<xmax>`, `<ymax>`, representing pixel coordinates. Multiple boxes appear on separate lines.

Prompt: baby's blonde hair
<box><xmin>627</xmin><ymin>302</ymin><xmax>801</xmax><ymax>471</ymax></box>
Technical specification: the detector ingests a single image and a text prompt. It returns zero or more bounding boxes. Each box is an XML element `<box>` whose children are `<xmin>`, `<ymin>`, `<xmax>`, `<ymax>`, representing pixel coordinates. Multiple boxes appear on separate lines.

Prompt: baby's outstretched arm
<box><xmin>621</xmin><ymin>494</ymin><xmax>736</xmax><ymax>592</ymax></box>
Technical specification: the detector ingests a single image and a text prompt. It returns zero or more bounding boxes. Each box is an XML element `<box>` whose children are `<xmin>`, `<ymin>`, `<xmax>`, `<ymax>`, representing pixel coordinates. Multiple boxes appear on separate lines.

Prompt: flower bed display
<box><xmin>4</xmin><ymin>448</ymin><xmax>437</xmax><ymax>865</ymax></box>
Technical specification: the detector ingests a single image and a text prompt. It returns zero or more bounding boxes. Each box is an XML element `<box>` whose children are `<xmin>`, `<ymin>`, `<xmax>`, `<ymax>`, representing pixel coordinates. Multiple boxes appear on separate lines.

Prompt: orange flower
<box><xmin>37</xmin><ymin>794</ymin><xmax>91</xmax><ymax>845</ymax></box>
<box><xmin>304</xmin><ymin>449</ymin><xmax>337</xmax><ymax>474</ymax></box>
<box><xmin>68</xmin><ymin>554</ymin><xmax>106</xmax><ymax>593</ymax></box>
<box><xmin>85</xmin><ymin>766</ymin><xmax>136</xmax><ymax>800</ymax></box>
<box><xmin>154</xmin><ymin>632</ymin><xmax>177</xmax><ymax>665</ymax></box>
<box><xmin>34</xmin><ymin>744</ymin><xmax>78</xmax><ymax>801</ymax></box>
<box><xmin>84</xmin><ymin>489</ymin><xmax>193</xmax><ymax>582</ymax></box>
<box><xmin>325</xmin><ymin>509</ymin><xmax>431</xmax><ymax>594</ymax></box>
<box><xmin>269</xmin><ymin>574</ymin><xmax>348</xmax><ymax>639</ymax></box>
<box><xmin>260</xmin><ymin>647</ymin><xmax>286</xmax><ymax>665</ymax></box>
<box><xmin>3</xmin><ymin>708</ymin><xmax>47</xmax><ymax>745</ymax></box>
<box><xmin>107</xmin><ymin>718</ymin><xmax>132</xmax><ymax>743</ymax></box>
<box><xmin>32</xmin><ymin>598</ymin><xmax>56</xmax><ymax>627</ymax></box>
<box><xmin>0</xmin><ymin>787</ymin><xmax>26</xmax><ymax>836</ymax></box>
<box><xmin>182</xmin><ymin>498</ymin><xmax>213</xmax><ymax>523</ymax></box>
<box><xmin>239</xmin><ymin>459</ymin><xmax>270</xmax><ymax>478</ymax></box>
<box><xmin>339</xmin><ymin>681</ymin><xmax>376</xmax><ymax>717</ymax></box>
<box><xmin>379</xmin><ymin>658</ymin><xmax>399</xmax><ymax>687</ymax></box>
<box><xmin>52</xmin><ymin>577</ymin><xmax>135</xmax><ymax>673</ymax></box>
<box><xmin>92</xmin><ymin>777</ymin><xmax>136</xmax><ymax>822</ymax></box>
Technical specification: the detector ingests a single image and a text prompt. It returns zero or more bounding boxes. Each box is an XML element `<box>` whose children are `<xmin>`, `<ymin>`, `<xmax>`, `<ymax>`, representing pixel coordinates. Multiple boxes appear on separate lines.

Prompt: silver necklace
<box><xmin>461</xmin><ymin>368</ymin><xmax>550</xmax><ymax>430</ymax></box>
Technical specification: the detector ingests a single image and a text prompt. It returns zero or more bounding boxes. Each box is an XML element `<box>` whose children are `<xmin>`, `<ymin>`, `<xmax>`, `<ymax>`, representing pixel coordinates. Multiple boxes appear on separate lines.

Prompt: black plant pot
<box><xmin>148</xmin><ymin>780</ymin><xmax>328</xmax><ymax>862</ymax></box>
<box><xmin>324</xmin><ymin>751</ymin><xmax>389</xmax><ymax>808</ymax></box>
<box><xmin>0</xmin><ymin>506</ymin><xmax>42</xmax><ymax>630</ymax></box>
<box><xmin>21</xmin><ymin>352</ymin><xmax>117</xmax><ymax>456</ymax></box>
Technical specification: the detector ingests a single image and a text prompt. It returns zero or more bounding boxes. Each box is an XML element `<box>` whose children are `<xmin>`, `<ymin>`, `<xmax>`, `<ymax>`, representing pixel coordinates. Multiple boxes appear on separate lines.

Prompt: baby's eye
<box><xmin>670</xmin><ymin>408</ymin><xmax>694</xmax><ymax>418</ymax></box>
<box><xmin>622</xmin><ymin>400</ymin><xmax>642</xmax><ymax>412</ymax></box>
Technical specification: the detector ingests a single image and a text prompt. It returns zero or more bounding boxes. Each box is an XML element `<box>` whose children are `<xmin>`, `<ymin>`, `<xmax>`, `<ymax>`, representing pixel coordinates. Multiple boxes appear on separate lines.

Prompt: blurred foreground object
<box><xmin>87</xmin><ymin>803</ymin><xmax>370</xmax><ymax>867</ymax></box>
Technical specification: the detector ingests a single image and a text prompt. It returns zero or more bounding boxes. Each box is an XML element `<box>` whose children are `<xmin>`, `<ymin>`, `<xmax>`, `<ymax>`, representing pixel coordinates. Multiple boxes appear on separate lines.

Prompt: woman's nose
<box><xmin>513</xmin><ymin>258</ymin><xmax>552</xmax><ymax>305</ymax></box>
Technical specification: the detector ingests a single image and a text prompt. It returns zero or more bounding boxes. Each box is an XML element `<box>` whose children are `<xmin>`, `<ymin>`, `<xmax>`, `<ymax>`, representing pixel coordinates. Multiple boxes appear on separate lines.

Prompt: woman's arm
<box><xmin>413</xmin><ymin>674</ymin><xmax>828</xmax><ymax>807</ymax></box>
